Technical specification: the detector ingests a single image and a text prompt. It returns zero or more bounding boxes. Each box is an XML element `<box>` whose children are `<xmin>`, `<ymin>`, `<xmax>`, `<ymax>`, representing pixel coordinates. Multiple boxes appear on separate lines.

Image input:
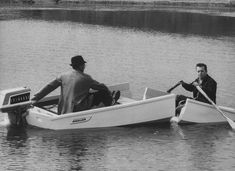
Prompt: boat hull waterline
<box><xmin>171</xmin><ymin>99</ymin><xmax>235</xmax><ymax>124</ymax></box>
<box><xmin>0</xmin><ymin>83</ymin><xmax>176</xmax><ymax>130</ymax></box>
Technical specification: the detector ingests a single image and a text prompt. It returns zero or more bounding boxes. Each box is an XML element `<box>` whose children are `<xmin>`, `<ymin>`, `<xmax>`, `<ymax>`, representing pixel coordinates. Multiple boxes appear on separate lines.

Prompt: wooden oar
<box><xmin>167</xmin><ymin>81</ymin><xmax>181</xmax><ymax>93</ymax></box>
<box><xmin>196</xmin><ymin>86</ymin><xmax>235</xmax><ymax>130</ymax></box>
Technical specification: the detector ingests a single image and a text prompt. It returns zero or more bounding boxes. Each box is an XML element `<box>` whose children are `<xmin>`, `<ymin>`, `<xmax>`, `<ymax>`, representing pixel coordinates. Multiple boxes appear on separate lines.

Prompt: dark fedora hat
<box><xmin>70</xmin><ymin>55</ymin><xmax>86</xmax><ymax>67</ymax></box>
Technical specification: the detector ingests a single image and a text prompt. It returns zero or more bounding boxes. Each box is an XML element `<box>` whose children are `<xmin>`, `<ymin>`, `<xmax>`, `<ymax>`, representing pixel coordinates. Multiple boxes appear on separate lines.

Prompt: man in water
<box><xmin>175</xmin><ymin>63</ymin><xmax>217</xmax><ymax>115</ymax></box>
<box><xmin>31</xmin><ymin>55</ymin><xmax>120</xmax><ymax>114</ymax></box>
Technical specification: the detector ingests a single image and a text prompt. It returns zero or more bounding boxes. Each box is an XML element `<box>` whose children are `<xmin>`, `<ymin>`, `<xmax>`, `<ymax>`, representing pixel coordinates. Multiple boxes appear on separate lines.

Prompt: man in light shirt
<box><xmin>32</xmin><ymin>55</ymin><xmax>120</xmax><ymax>114</ymax></box>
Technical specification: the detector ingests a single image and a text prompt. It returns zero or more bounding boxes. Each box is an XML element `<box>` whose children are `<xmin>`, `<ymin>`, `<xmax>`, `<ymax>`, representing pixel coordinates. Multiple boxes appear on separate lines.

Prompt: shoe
<box><xmin>112</xmin><ymin>90</ymin><xmax>120</xmax><ymax>105</ymax></box>
<box><xmin>111</xmin><ymin>91</ymin><xmax>115</xmax><ymax>97</ymax></box>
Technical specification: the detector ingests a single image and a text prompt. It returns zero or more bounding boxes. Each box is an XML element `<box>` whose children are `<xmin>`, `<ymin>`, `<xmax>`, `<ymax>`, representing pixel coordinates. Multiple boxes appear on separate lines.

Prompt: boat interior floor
<box><xmin>39</xmin><ymin>96</ymin><xmax>137</xmax><ymax>115</ymax></box>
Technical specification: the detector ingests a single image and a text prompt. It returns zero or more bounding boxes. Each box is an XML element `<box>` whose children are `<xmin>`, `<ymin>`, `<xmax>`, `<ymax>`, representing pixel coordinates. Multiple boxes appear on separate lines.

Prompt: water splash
<box><xmin>171</xmin><ymin>121</ymin><xmax>186</xmax><ymax>140</ymax></box>
<box><xmin>0</xmin><ymin>113</ymin><xmax>10</xmax><ymax>127</ymax></box>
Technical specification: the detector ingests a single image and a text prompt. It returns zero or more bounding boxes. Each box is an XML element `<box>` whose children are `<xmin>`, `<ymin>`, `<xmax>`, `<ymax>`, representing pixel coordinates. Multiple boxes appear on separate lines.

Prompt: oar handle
<box><xmin>196</xmin><ymin>86</ymin><xmax>215</xmax><ymax>105</ymax></box>
<box><xmin>196</xmin><ymin>86</ymin><xmax>224</xmax><ymax>114</ymax></box>
<box><xmin>167</xmin><ymin>81</ymin><xmax>181</xmax><ymax>93</ymax></box>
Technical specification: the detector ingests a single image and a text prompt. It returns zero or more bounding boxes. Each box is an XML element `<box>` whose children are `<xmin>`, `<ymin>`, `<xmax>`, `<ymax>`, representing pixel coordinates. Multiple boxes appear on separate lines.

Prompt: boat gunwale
<box><xmin>36</xmin><ymin>93</ymin><xmax>176</xmax><ymax>121</ymax></box>
<box><xmin>186</xmin><ymin>98</ymin><xmax>235</xmax><ymax>114</ymax></box>
<box><xmin>178</xmin><ymin>120</ymin><xmax>231</xmax><ymax>125</ymax></box>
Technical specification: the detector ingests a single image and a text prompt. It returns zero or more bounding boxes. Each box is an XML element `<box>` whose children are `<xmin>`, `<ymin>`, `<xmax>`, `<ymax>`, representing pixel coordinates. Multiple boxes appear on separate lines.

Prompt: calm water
<box><xmin>0</xmin><ymin>8</ymin><xmax>235</xmax><ymax>170</ymax></box>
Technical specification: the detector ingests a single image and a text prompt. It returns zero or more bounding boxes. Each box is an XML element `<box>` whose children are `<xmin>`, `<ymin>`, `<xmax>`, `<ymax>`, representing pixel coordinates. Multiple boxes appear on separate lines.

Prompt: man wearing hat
<box><xmin>31</xmin><ymin>55</ymin><xmax>120</xmax><ymax>114</ymax></box>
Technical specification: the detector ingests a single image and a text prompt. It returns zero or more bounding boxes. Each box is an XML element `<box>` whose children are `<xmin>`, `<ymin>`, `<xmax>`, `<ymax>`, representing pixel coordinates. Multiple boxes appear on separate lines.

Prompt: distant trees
<box><xmin>22</xmin><ymin>0</ymin><xmax>35</xmax><ymax>4</ymax></box>
<box><xmin>54</xmin><ymin>0</ymin><xmax>60</xmax><ymax>4</ymax></box>
<box><xmin>0</xmin><ymin>0</ymin><xmax>35</xmax><ymax>4</ymax></box>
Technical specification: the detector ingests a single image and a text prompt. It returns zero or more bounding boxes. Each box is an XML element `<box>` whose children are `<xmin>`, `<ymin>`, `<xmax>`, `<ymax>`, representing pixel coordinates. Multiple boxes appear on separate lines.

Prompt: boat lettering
<box><xmin>71</xmin><ymin>116</ymin><xmax>91</xmax><ymax>124</ymax></box>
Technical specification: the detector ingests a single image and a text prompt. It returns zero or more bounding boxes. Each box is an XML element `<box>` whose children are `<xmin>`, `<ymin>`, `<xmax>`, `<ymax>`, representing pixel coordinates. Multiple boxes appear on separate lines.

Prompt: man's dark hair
<box><xmin>71</xmin><ymin>65</ymin><xmax>79</xmax><ymax>70</ymax></box>
<box><xmin>72</xmin><ymin>63</ymin><xmax>84</xmax><ymax>71</ymax></box>
<box><xmin>196</xmin><ymin>63</ymin><xmax>207</xmax><ymax>72</ymax></box>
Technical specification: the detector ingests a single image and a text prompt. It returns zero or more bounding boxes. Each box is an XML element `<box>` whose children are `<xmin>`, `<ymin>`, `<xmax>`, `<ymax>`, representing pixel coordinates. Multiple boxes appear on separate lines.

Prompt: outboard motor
<box><xmin>0</xmin><ymin>87</ymin><xmax>32</xmax><ymax>127</ymax></box>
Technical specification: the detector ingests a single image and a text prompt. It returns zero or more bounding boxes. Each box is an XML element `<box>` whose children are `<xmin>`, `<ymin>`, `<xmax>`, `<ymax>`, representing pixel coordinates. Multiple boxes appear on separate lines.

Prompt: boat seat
<box><xmin>143</xmin><ymin>88</ymin><xmax>168</xmax><ymax>100</ymax></box>
<box><xmin>41</xmin><ymin>105</ymin><xmax>58</xmax><ymax>114</ymax></box>
<box><xmin>118</xmin><ymin>96</ymin><xmax>137</xmax><ymax>104</ymax></box>
<box><xmin>38</xmin><ymin>96</ymin><xmax>136</xmax><ymax>114</ymax></box>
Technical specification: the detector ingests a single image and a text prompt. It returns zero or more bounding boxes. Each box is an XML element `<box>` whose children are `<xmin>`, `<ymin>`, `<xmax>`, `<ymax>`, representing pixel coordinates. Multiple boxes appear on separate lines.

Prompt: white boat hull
<box><xmin>26</xmin><ymin>94</ymin><xmax>175</xmax><ymax>130</ymax></box>
<box><xmin>177</xmin><ymin>99</ymin><xmax>235</xmax><ymax>124</ymax></box>
<box><xmin>0</xmin><ymin>83</ymin><xmax>176</xmax><ymax>130</ymax></box>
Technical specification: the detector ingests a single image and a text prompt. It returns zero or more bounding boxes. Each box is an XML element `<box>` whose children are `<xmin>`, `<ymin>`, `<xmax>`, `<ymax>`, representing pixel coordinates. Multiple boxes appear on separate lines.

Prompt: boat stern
<box><xmin>0</xmin><ymin>87</ymin><xmax>32</xmax><ymax>127</ymax></box>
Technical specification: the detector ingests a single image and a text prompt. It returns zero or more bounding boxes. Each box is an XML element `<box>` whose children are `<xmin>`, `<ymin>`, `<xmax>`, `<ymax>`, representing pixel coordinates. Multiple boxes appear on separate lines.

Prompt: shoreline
<box><xmin>1</xmin><ymin>1</ymin><xmax>235</xmax><ymax>13</ymax></box>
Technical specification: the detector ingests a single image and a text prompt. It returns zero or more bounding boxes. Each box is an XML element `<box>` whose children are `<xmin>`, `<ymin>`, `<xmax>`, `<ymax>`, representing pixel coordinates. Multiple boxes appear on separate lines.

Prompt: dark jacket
<box><xmin>182</xmin><ymin>75</ymin><xmax>217</xmax><ymax>104</ymax></box>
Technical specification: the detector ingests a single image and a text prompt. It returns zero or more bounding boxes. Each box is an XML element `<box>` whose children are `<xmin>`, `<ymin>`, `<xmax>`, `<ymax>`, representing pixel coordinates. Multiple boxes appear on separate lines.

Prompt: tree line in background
<box><xmin>1</xmin><ymin>0</ymin><xmax>234</xmax><ymax>7</ymax></box>
<box><xmin>0</xmin><ymin>0</ymin><xmax>61</xmax><ymax>4</ymax></box>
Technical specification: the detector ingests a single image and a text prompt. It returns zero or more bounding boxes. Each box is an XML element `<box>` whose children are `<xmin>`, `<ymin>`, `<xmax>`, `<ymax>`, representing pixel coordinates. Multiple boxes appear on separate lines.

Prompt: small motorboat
<box><xmin>171</xmin><ymin>98</ymin><xmax>235</xmax><ymax>124</ymax></box>
<box><xmin>0</xmin><ymin>83</ymin><xmax>176</xmax><ymax>130</ymax></box>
